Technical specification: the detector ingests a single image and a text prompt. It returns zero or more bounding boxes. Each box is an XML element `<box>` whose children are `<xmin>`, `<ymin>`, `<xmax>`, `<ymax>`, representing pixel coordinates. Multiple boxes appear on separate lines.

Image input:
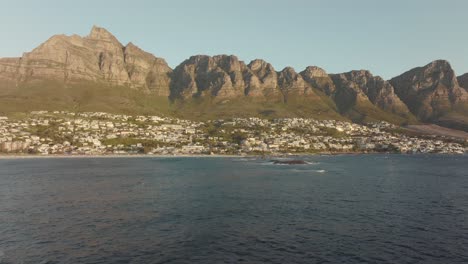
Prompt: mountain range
<box><xmin>1</xmin><ymin>26</ymin><xmax>467</xmax><ymax>130</ymax></box>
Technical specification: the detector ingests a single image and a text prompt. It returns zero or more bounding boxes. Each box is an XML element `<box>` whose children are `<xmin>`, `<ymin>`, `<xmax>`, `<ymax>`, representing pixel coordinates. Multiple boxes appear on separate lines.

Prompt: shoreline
<box><xmin>0</xmin><ymin>152</ymin><xmax>464</xmax><ymax>159</ymax></box>
<box><xmin>0</xmin><ymin>154</ymin><xmax>245</xmax><ymax>159</ymax></box>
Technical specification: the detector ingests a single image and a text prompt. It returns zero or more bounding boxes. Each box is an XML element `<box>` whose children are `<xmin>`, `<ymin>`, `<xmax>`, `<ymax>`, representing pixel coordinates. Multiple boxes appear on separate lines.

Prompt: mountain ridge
<box><xmin>0</xmin><ymin>26</ymin><xmax>467</xmax><ymax>130</ymax></box>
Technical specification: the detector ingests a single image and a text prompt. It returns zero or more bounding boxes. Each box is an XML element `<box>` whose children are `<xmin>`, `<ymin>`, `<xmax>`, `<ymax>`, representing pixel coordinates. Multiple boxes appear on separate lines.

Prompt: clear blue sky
<box><xmin>1</xmin><ymin>0</ymin><xmax>467</xmax><ymax>79</ymax></box>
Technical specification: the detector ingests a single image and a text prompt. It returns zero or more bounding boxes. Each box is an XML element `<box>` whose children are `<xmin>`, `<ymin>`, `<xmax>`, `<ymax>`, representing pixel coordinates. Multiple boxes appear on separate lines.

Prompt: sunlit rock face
<box><xmin>300</xmin><ymin>66</ymin><xmax>336</xmax><ymax>96</ymax></box>
<box><xmin>330</xmin><ymin>70</ymin><xmax>410</xmax><ymax>115</ymax></box>
<box><xmin>170</xmin><ymin>55</ymin><xmax>249</xmax><ymax>99</ymax></box>
<box><xmin>244</xmin><ymin>59</ymin><xmax>281</xmax><ymax>99</ymax></box>
<box><xmin>390</xmin><ymin>60</ymin><xmax>468</xmax><ymax>121</ymax></box>
<box><xmin>458</xmin><ymin>73</ymin><xmax>468</xmax><ymax>91</ymax></box>
<box><xmin>0</xmin><ymin>26</ymin><xmax>172</xmax><ymax>95</ymax></box>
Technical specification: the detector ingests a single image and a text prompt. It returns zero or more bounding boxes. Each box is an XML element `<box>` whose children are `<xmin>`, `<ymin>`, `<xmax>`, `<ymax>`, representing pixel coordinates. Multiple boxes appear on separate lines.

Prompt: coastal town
<box><xmin>0</xmin><ymin>111</ymin><xmax>466</xmax><ymax>156</ymax></box>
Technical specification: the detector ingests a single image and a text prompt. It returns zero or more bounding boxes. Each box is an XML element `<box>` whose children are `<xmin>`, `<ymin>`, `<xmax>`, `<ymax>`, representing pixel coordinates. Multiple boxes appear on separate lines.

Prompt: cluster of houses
<box><xmin>0</xmin><ymin>111</ymin><xmax>466</xmax><ymax>155</ymax></box>
<box><xmin>211</xmin><ymin>117</ymin><xmax>466</xmax><ymax>154</ymax></box>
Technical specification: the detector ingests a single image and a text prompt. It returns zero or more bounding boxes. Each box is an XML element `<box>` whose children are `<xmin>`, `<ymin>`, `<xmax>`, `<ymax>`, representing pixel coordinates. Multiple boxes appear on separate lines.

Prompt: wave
<box><xmin>291</xmin><ymin>169</ymin><xmax>326</xmax><ymax>173</ymax></box>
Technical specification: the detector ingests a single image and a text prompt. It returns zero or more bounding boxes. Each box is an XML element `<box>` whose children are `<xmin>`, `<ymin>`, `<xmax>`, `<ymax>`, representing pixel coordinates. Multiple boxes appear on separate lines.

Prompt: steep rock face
<box><xmin>330</xmin><ymin>70</ymin><xmax>410</xmax><ymax>115</ymax></box>
<box><xmin>11</xmin><ymin>27</ymin><xmax>127</xmax><ymax>84</ymax></box>
<box><xmin>244</xmin><ymin>59</ymin><xmax>280</xmax><ymax>98</ymax></box>
<box><xmin>85</xmin><ymin>26</ymin><xmax>128</xmax><ymax>83</ymax></box>
<box><xmin>458</xmin><ymin>73</ymin><xmax>468</xmax><ymax>90</ymax></box>
<box><xmin>300</xmin><ymin>66</ymin><xmax>335</xmax><ymax>95</ymax></box>
<box><xmin>390</xmin><ymin>60</ymin><xmax>468</xmax><ymax>121</ymax></box>
<box><xmin>0</xmin><ymin>26</ymin><xmax>171</xmax><ymax>94</ymax></box>
<box><xmin>277</xmin><ymin>67</ymin><xmax>314</xmax><ymax>101</ymax></box>
<box><xmin>0</xmin><ymin>58</ymin><xmax>21</xmax><ymax>82</ymax></box>
<box><xmin>123</xmin><ymin>43</ymin><xmax>171</xmax><ymax>96</ymax></box>
<box><xmin>170</xmin><ymin>55</ymin><xmax>248</xmax><ymax>99</ymax></box>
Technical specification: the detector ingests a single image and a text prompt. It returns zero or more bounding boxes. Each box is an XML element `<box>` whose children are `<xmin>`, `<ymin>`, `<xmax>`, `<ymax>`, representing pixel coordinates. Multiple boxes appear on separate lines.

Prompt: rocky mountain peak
<box><xmin>124</xmin><ymin>42</ymin><xmax>153</xmax><ymax>58</ymax></box>
<box><xmin>330</xmin><ymin>70</ymin><xmax>372</xmax><ymax>92</ymax></box>
<box><xmin>182</xmin><ymin>55</ymin><xmax>242</xmax><ymax>73</ymax></box>
<box><xmin>213</xmin><ymin>55</ymin><xmax>243</xmax><ymax>72</ymax></box>
<box><xmin>390</xmin><ymin>60</ymin><xmax>467</xmax><ymax>121</ymax></box>
<box><xmin>186</xmin><ymin>55</ymin><xmax>210</xmax><ymax>63</ymax></box>
<box><xmin>280</xmin><ymin>68</ymin><xmax>306</xmax><ymax>85</ymax></box>
<box><xmin>248</xmin><ymin>59</ymin><xmax>274</xmax><ymax>72</ymax></box>
<box><xmin>280</xmin><ymin>67</ymin><xmax>298</xmax><ymax>75</ymax></box>
<box><xmin>87</xmin><ymin>26</ymin><xmax>122</xmax><ymax>45</ymax></box>
<box><xmin>247</xmin><ymin>59</ymin><xmax>277</xmax><ymax>81</ymax></box>
<box><xmin>330</xmin><ymin>70</ymin><xmax>410</xmax><ymax>117</ymax></box>
<box><xmin>344</xmin><ymin>70</ymin><xmax>374</xmax><ymax>79</ymax></box>
<box><xmin>302</xmin><ymin>66</ymin><xmax>328</xmax><ymax>78</ymax></box>
<box><xmin>397</xmin><ymin>60</ymin><xmax>458</xmax><ymax>89</ymax></box>
<box><xmin>299</xmin><ymin>66</ymin><xmax>335</xmax><ymax>96</ymax></box>
<box><xmin>170</xmin><ymin>54</ymin><xmax>247</xmax><ymax>99</ymax></box>
<box><xmin>423</xmin><ymin>60</ymin><xmax>458</xmax><ymax>86</ymax></box>
<box><xmin>243</xmin><ymin>59</ymin><xmax>279</xmax><ymax>99</ymax></box>
<box><xmin>428</xmin><ymin>59</ymin><xmax>452</xmax><ymax>70</ymax></box>
<box><xmin>278</xmin><ymin>67</ymin><xmax>312</xmax><ymax>99</ymax></box>
<box><xmin>125</xmin><ymin>42</ymin><xmax>137</xmax><ymax>49</ymax></box>
<box><xmin>0</xmin><ymin>26</ymin><xmax>172</xmax><ymax>94</ymax></box>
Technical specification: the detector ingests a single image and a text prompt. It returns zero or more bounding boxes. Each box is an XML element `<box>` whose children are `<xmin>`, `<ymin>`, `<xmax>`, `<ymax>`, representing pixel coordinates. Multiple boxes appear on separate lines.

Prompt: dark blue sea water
<box><xmin>0</xmin><ymin>155</ymin><xmax>467</xmax><ymax>264</ymax></box>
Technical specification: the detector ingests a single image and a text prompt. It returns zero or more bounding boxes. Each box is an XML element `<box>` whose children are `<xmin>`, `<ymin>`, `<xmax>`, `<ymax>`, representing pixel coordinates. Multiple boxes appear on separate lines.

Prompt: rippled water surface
<box><xmin>0</xmin><ymin>155</ymin><xmax>467</xmax><ymax>264</ymax></box>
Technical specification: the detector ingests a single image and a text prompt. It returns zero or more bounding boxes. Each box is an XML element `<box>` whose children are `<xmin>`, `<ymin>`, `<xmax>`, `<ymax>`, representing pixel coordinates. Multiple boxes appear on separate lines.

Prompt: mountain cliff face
<box><xmin>170</xmin><ymin>56</ymin><xmax>323</xmax><ymax>102</ymax></box>
<box><xmin>277</xmin><ymin>67</ymin><xmax>315</xmax><ymax>101</ymax></box>
<box><xmin>244</xmin><ymin>59</ymin><xmax>280</xmax><ymax>99</ymax></box>
<box><xmin>390</xmin><ymin>60</ymin><xmax>468</xmax><ymax>121</ymax></box>
<box><xmin>300</xmin><ymin>66</ymin><xmax>335</xmax><ymax>96</ymax></box>
<box><xmin>458</xmin><ymin>73</ymin><xmax>468</xmax><ymax>90</ymax></box>
<box><xmin>0</xmin><ymin>26</ymin><xmax>171</xmax><ymax>95</ymax></box>
<box><xmin>168</xmin><ymin>56</ymin><xmax>414</xmax><ymax>122</ymax></box>
<box><xmin>1</xmin><ymin>26</ymin><xmax>467</xmax><ymax>130</ymax></box>
<box><xmin>330</xmin><ymin>70</ymin><xmax>410</xmax><ymax>116</ymax></box>
<box><xmin>170</xmin><ymin>55</ymin><xmax>248</xmax><ymax>99</ymax></box>
<box><xmin>123</xmin><ymin>42</ymin><xmax>171</xmax><ymax>96</ymax></box>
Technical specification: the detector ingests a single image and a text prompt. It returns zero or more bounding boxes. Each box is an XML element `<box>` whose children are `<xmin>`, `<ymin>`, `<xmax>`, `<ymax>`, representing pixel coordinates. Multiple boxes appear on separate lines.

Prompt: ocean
<box><xmin>0</xmin><ymin>155</ymin><xmax>467</xmax><ymax>263</ymax></box>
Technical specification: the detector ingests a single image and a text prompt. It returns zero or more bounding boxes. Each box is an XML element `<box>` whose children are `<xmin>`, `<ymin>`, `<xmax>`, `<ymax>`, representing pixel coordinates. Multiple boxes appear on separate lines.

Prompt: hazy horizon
<box><xmin>1</xmin><ymin>0</ymin><xmax>467</xmax><ymax>79</ymax></box>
